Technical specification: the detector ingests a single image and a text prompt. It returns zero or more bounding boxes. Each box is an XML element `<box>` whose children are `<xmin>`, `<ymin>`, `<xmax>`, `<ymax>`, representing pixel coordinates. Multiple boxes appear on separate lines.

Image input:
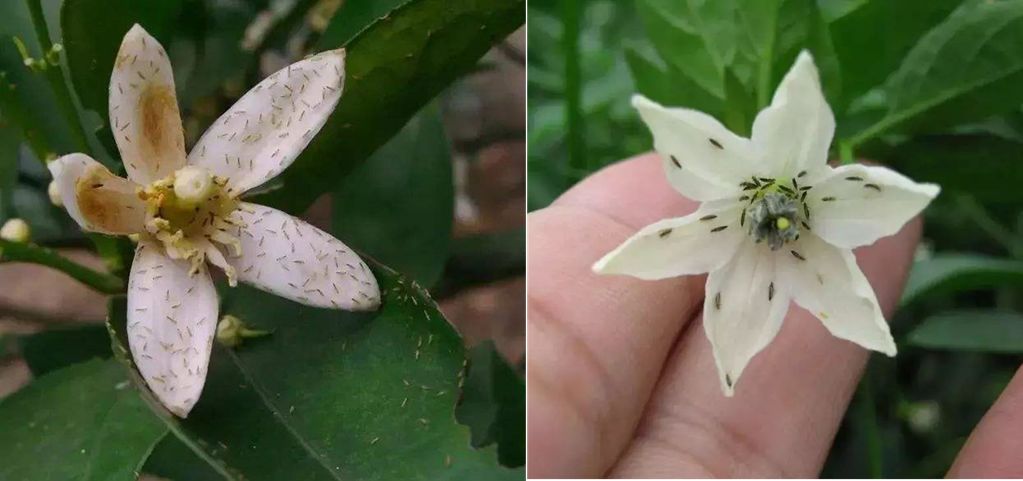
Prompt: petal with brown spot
<box><xmin>109</xmin><ymin>24</ymin><xmax>186</xmax><ymax>184</ymax></box>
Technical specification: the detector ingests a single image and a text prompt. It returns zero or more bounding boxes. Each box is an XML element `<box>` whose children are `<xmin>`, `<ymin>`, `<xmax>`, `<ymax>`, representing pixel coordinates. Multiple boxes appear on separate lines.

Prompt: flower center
<box><xmin>739</xmin><ymin>175</ymin><xmax>812</xmax><ymax>250</ymax></box>
<box><xmin>137</xmin><ymin>166</ymin><xmax>243</xmax><ymax>281</ymax></box>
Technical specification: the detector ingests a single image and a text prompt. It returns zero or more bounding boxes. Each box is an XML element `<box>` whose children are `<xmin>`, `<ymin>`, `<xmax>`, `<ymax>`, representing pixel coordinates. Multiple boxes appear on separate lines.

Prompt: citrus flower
<box><xmin>48</xmin><ymin>25</ymin><xmax>380</xmax><ymax>417</ymax></box>
<box><xmin>593</xmin><ymin>52</ymin><xmax>939</xmax><ymax>396</ymax></box>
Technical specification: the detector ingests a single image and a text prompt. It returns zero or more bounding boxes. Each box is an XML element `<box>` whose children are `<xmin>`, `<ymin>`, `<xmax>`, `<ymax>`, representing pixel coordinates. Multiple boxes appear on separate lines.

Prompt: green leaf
<box><xmin>624</xmin><ymin>44</ymin><xmax>722</xmax><ymax>116</ymax></box>
<box><xmin>908</xmin><ymin>310</ymin><xmax>1023</xmax><ymax>354</ymax></box>
<box><xmin>143</xmin><ymin>434</ymin><xmax>225</xmax><ymax>481</ymax></box>
<box><xmin>634</xmin><ymin>0</ymin><xmax>731</xmax><ymax>99</ymax></box>
<box><xmin>108</xmin><ymin>264</ymin><xmax>522</xmax><ymax>480</ymax></box>
<box><xmin>456</xmin><ymin>341</ymin><xmax>525</xmax><ymax>467</ymax></box>
<box><xmin>0</xmin><ymin>359</ymin><xmax>167</xmax><ymax>481</ymax></box>
<box><xmin>62</xmin><ymin>0</ymin><xmax>185</xmax><ymax>125</ymax></box>
<box><xmin>901</xmin><ymin>254</ymin><xmax>1023</xmax><ymax>306</ymax></box>
<box><xmin>258</xmin><ymin>0</ymin><xmax>524</xmax><ymax>214</ymax></box>
<box><xmin>317</xmin><ymin>0</ymin><xmax>413</xmax><ymax>48</ymax></box>
<box><xmin>826</xmin><ymin>0</ymin><xmax>960</xmax><ymax>109</ymax></box>
<box><xmin>885</xmin><ymin>134</ymin><xmax>1023</xmax><ymax>205</ymax></box>
<box><xmin>331</xmin><ymin>105</ymin><xmax>453</xmax><ymax>288</ymax></box>
<box><xmin>19</xmin><ymin>324</ymin><xmax>112</xmax><ymax>376</ymax></box>
<box><xmin>848</xmin><ymin>1</ymin><xmax>1023</xmax><ymax>147</ymax></box>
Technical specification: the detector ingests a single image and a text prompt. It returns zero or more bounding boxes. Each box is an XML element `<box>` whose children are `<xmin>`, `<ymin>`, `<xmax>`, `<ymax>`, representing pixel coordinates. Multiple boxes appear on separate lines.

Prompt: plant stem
<box><xmin>857</xmin><ymin>368</ymin><xmax>883</xmax><ymax>478</ymax></box>
<box><xmin>561</xmin><ymin>0</ymin><xmax>585</xmax><ymax>176</ymax></box>
<box><xmin>0</xmin><ymin>239</ymin><xmax>124</xmax><ymax>294</ymax></box>
<box><xmin>839</xmin><ymin>140</ymin><xmax>854</xmax><ymax>165</ymax></box>
<box><xmin>26</xmin><ymin>0</ymin><xmax>93</xmax><ymax>157</ymax></box>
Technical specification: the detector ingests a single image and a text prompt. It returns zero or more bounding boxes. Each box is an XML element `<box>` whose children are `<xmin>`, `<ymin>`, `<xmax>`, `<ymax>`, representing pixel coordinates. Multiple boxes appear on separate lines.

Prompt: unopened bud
<box><xmin>216</xmin><ymin>315</ymin><xmax>271</xmax><ymax>348</ymax></box>
<box><xmin>0</xmin><ymin>218</ymin><xmax>31</xmax><ymax>242</ymax></box>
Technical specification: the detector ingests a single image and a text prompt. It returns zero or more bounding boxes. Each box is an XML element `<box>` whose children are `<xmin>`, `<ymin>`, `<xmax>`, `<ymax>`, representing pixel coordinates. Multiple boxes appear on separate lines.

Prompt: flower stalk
<box><xmin>0</xmin><ymin>238</ymin><xmax>124</xmax><ymax>294</ymax></box>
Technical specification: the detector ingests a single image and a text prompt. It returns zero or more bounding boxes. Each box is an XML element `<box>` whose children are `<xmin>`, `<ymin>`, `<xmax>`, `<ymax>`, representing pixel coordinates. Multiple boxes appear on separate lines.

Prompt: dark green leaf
<box><xmin>886</xmin><ymin>134</ymin><xmax>1023</xmax><ymax>205</ymax></box>
<box><xmin>849</xmin><ymin>1</ymin><xmax>1023</xmax><ymax>146</ymax></box>
<box><xmin>456</xmin><ymin>341</ymin><xmax>525</xmax><ymax>467</ymax></box>
<box><xmin>108</xmin><ymin>264</ymin><xmax>521</xmax><ymax>480</ymax></box>
<box><xmin>332</xmin><ymin>105</ymin><xmax>453</xmax><ymax>288</ymax></box>
<box><xmin>318</xmin><ymin>0</ymin><xmax>413</xmax><ymax>48</ymax></box>
<box><xmin>19</xmin><ymin>324</ymin><xmax>112</xmax><ymax>376</ymax></box>
<box><xmin>257</xmin><ymin>0</ymin><xmax>524</xmax><ymax>213</ymax></box>
<box><xmin>826</xmin><ymin>0</ymin><xmax>960</xmax><ymax>109</ymax></box>
<box><xmin>901</xmin><ymin>254</ymin><xmax>1023</xmax><ymax>306</ymax></box>
<box><xmin>62</xmin><ymin>0</ymin><xmax>185</xmax><ymax>124</ymax></box>
<box><xmin>908</xmin><ymin>310</ymin><xmax>1023</xmax><ymax>353</ymax></box>
<box><xmin>143</xmin><ymin>434</ymin><xmax>225</xmax><ymax>481</ymax></box>
<box><xmin>0</xmin><ymin>359</ymin><xmax>166</xmax><ymax>481</ymax></box>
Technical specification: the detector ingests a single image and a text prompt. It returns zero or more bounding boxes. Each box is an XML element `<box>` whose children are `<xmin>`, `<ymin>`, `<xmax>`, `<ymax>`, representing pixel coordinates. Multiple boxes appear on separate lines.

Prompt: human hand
<box><xmin>527</xmin><ymin>153</ymin><xmax>1023</xmax><ymax>478</ymax></box>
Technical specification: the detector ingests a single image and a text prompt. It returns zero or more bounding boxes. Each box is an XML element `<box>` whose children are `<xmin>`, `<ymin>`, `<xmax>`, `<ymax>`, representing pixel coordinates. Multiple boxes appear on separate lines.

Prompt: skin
<box><xmin>527</xmin><ymin>153</ymin><xmax>1023</xmax><ymax>478</ymax></box>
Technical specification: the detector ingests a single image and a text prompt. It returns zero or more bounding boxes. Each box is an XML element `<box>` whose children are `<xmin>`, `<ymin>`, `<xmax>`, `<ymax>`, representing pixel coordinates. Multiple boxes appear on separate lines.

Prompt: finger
<box><xmin>947</xmin><ymin>364</ymin><xmax>1023</xmax><ymax>477</ymax></box>
<box><xmin>610</xmin><ymin>217</ymin><xmax>922</xmax><ymax>478</ymax></box>
<box><xmin>527</xmin><ymin>153</ymin><xmax>706</xmax><ymax>478</ymax></box>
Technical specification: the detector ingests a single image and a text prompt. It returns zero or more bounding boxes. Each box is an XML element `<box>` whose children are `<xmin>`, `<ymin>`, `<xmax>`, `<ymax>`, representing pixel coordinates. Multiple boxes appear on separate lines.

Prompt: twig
<box><xmin>0</xmin><ymin>239</ymin><xmax>124</xmax><ymax>294</ymax></box>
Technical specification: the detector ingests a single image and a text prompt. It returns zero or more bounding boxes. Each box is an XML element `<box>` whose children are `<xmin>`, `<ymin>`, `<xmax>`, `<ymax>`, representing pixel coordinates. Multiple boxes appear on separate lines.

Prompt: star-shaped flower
<box><xmin>593</xmin><ymin>52</ymin><xmax>939</xmax><ymax>396</ymax></box>
<box><xmin>49</xmin><ymin>25</ymin><xmax>380</xmax><ymax>417</ymax></box>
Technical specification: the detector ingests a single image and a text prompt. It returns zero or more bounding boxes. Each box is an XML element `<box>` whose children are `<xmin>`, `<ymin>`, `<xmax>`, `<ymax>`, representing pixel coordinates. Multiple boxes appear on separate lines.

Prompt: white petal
<box><xmin>225</xmin><ymin>202</ymin><xmax>379</xmax><ymax>310</ymax></box>
<box><xmin>751</xmin><ymin>51</ymin><xmax>835</xmax><ymax>177</ymax></box>
<box><xmin>593</xmin><ymin>199</ymin><xmax>745</xmax><ymax>280</ymax></box>
<box><xmin>808</xmin><ymin>164</ymin><xmax>939</xmax><ymax>249</ymax></box>
<box><xmin>109</xmin><ymin>24</ymin><xmax>187</xmax><ymax>184</ymax></box>
<box><xmin>703</xmin><ymin>240</ymin><xmax>789</xmax><ymax>396</ymax></box>
<box><xmin>188</xmin><ymin>50</ymin><xmax>345</xmax><ymax>195</ymax></box>
<box><xmin>47</xmin><ymin>153</ymin><xmax>146</xmax><ymax>235</ymax></box>
<box><xmin>632</xmin><ymin>95</ymin><xmax>756</xmax><ymax>201</ymax></box>
<box><xmin>776</xmin><ymin>233</ymin><xmax>896</xmax><ymax>355</ymax></box>
<box><xmin>127</xmin><ymin>241</ymin><xmax>219</xmax><ymax>418</ymax></box>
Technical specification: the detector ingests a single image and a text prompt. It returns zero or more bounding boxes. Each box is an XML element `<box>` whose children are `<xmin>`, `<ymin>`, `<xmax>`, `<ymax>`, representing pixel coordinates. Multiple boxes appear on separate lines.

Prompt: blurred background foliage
<box><xmin>528</xmin><ymin>0</ymin><xmax>1023</xmax><ymax>477</ymax></box>
<box><xmin>0</xmin><ymin>0</ymin><xmax>524</xmax><ymax>479</ymax></box>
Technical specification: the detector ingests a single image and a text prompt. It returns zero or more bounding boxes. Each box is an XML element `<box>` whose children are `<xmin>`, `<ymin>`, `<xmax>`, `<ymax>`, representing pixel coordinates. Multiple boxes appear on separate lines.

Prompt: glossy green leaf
<box><xmin>332</xmin><ymin>105</ymin><xmax>453</xmax><ymax>288</ymax></box>
<box><xmin>455</xmin><ymin>341</ymin><xmax>525</xmax><ymax>467</ymax></box>
<box><xmin>108</xmin><ymin>264</ymin><xmax>522</xmax><ymax>480</ymax></box>
<box><xmin>62</xmin><ymin>0</ymin><xmax>185</xmax><ymax>124</ymax></box>
<box><xmin>908</xmin><ymin>310</ymin><xmax>1023</xmax><ymax>354</ymax></box>
<box><xmin>258</xmin><ymin>0</ymin><xmax>524</xmax><ymax>213</ymax></box>
<box><xmin>848</xmin><ymin>1</ymin><xmax>1023</xmax><ymax>146</ymax></box>
<box><xmin>143</xmin><ymin>434</ymin><xmax>225</xmax><ymax>481</ymax></box>
<box><xmin>901</xmin><ymin>254</ymin><xmax>1023</xmax><ymax>306</ymax></box>
<box><xmin>0</xmin><ymin>359</ymin><xmax>167</xmax><ymax>481</ymax></box>
<box><xmin>19</xmin><ymin>324</ymin><xmax>112</xmax><ymax>376</ymax></box>
<box><xmin>318</xmin><ymin>0</ymin><xmax>413</xmax><ymax>48</ymax></box>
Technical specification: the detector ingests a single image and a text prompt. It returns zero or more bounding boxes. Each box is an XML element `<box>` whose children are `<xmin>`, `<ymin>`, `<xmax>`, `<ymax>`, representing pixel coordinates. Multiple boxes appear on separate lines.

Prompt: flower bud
<box><xmin>216</xmin><ymin>315</ymin><xmax>271</xmax><ymax>348</ymax></box>
<box><xmin>0</xmin><ymin>218</ymin><xmax>31</xmax><ymax>243</ymax></box>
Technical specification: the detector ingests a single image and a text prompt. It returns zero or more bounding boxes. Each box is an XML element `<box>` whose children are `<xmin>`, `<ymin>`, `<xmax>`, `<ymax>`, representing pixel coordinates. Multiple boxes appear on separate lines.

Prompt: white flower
<box><xmin>593</xmin><ymin>52</ymin><xmax>939</xmax><ymax>396</ymax></box>
<box><xmin>48</xmin><ymin>25</ymin><xmax>380</xmax><ymax>417</ymax></box>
